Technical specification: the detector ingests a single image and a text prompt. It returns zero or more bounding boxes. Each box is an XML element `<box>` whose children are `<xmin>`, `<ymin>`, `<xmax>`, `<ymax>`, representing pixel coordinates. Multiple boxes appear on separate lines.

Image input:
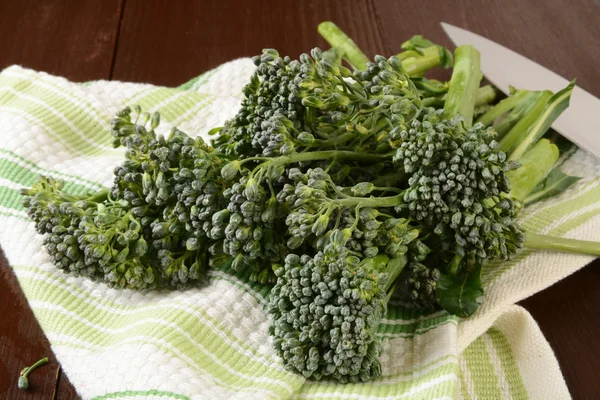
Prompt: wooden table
<box><xmin>0</xmin><ymin>1</ymin><xmax>599</xmax><ymax>398</ymax></box>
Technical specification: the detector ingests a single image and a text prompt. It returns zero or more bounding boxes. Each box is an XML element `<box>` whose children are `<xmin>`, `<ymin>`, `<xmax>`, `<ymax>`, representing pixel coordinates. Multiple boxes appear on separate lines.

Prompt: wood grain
<box><xmin>0</xmin><ymin>0</ymin><xmax>123</xmax><ymax>397</ymax></box>
<box><xmin>0</xmin><ymin>250</ymin><xmax>63</xmax><ymax>398</ymax></box>
<box><xmin>112</xmin><ymin>0</ymin><xmax>388</xmax><ymax>85</ymax></box>
<box><xmin>0</xmin><ymin>0</ymin><xmax>599</xmax><ymax>398</ymax></box>
<box><xmin>55</xmin><ymin>368</ymin><xmax>80</xmax><ymax>399</ymax></box>
<box><xmin>0</xmin><ymin>0</ymin><xmax>124</xmax><ymax>82</ymax></box>
<box><xmin>372</xmin><ymin>1</ymin><xmax>600</xmax><ymax>397</ymax></box>
<box><xmin>372</xmin><ymin>0</ymin><xmax>600</xmax><ymax>96</ymax></box>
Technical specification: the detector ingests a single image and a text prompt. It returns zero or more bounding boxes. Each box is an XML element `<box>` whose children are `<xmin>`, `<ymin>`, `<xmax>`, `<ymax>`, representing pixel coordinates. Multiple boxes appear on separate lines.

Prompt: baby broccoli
<box><xmin>18</xmin><ymin>21</ymin><xmax>600</xmax><ymax>385</ymax></box>
<box><xmin>17</xmin><ymin>357</ymin><xmax>48</xmax><ymax>390</ymax></box>
<box><xmin>269</xmin><ymin>244</ymin><xmax>406</xmax><ymax>383</ymax></box>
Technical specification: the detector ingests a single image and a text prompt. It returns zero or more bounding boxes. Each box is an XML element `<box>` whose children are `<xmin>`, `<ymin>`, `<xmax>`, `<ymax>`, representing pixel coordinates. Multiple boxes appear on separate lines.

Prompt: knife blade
<box><xmin>441</xmin><ymin>22</ymin><xmax>600</xmax><ymax>158</ymax></box>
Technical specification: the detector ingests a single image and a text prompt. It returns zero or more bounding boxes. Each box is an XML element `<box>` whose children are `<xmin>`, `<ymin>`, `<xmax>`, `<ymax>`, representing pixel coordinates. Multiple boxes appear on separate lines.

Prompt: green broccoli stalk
<box><xmin>475</xmin><ymin>85</ymin><xmax>498</xmax><ymax>108</ymax></box>
<box><xmin>477</xmin><ymin>82</ymin><xmax>579</xmax><ymax>204</ymax></box>
<box><xmin>477</xmin><ymin>89</ymin><xmax>532</xmax><ymax>128</ymax></box>
<box><xmin>397</xmin><ymin>35</ymin><xmax>453</xmax><ymax>77</ymax></box>
<box><xmin>509</xmin><ymin>81</ymin><xmax>575</xmax><ymax>161</ymax></box>
<box><xmin>229</xmin><ymin>150</ymin><xmax>390</xmax><ymax>176</ymax></box>
<box><xmin>18</xmin><ymin>357</ymin><xmax>48</xmax><ymax>390</ymax></box>
<box><xmin>422</xmin><ymin>85</ymin><xmax>497</xmax><ymax>111</ymax></box>
<box><xmin>318</xmin><ymin>22</ymin><xmax>453</xmax><ymax>78</ymax></box>
<box><xmin>498</xmin><ymin>90</ymin><xmax>553</xmax><ymax>153</ymax></box>
<box><xmin>495</xmin><ymin>82</ymin><xmax>577</xmax><ymax>205</ymax></box>
<box><xmin>317</xmin><ymin>21</ymin><xmax>370</xmax><ymax>70</ymax></box>
<box><xmin>443</xmin><ymin>45</ymin><xmax>483</xmax><ymax>129</ymax></box>
<box><xmin>524</xmin><ymin>233</ymin><xmax>600</xmax><ymax>255</ymax></box>
<box><xmin>523</xmin><ymin>165</ymin><xmax>582</xmax><ymax>207</ymax></box>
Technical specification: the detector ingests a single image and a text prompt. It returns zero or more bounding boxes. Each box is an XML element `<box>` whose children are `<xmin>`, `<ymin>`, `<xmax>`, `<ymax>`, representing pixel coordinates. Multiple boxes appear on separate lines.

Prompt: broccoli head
<box><xmin>269</xmin><ymin>244</ymin><xmax>404</xmax><ymax>382</ymax></box>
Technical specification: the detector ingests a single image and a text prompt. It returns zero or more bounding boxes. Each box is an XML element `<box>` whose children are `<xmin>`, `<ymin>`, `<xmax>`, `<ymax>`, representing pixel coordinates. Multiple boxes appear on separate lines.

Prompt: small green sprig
<box><xmin>18</xmin><ymin>357</ymin><xmax>48</xmax><ymax>390</ymax></box>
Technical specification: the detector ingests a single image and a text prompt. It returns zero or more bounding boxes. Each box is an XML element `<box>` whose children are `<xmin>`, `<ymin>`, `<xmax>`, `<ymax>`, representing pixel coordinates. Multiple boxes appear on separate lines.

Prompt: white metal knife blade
<box><xmin>441</xmin><ymin>22</ymin><xmax>600</xmax><ymax>158</ymax></box>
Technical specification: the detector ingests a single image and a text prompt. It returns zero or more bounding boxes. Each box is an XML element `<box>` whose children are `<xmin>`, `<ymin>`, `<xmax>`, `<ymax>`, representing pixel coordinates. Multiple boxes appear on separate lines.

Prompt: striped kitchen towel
<box><xmin>1</xmin><ymin>60</ymin><xmax>598</xmax><ymax>399</ymax></box>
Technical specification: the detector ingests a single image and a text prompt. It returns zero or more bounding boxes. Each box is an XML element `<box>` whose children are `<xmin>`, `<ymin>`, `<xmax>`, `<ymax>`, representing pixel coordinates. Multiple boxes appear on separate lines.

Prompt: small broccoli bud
<box><xmin>396</xmin><ymin>262</ymin><xmax>440</xmax><ymax>309</ymax></box>
<box><xmin>269</xmin><ymin>245</ymin><xmax>390</xmax><ymax>382</ymax></box>
<box><xmin>393</xmin><ymin>111</ymin><xmax>523</xmax><ymax>260</ymax></box>
<box><xmin>21</xmin><ymin>107</ymin><xmax>227</xmax><ymax>289</ymax></box>
<box><xmin>351</xmin><ymin>182</ymin><xmax>375</xmax><ymax>196</ymax></box>
<box><xmin>17</xmin><ymin>376</ymin><xmax>28</xmax><ymax>390</ymax></box>
<box><xmin>221</xmin><ymin>161</ymin><xmax>241</xmax><ymax>181</ymax></box>
<box><xmin>17</xmin><ymin>357</ymin><xmax>48</xmax><ymax>390</ymax></box>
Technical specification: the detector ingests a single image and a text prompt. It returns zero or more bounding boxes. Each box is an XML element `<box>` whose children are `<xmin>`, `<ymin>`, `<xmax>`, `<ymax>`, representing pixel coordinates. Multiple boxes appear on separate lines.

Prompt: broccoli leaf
<box><xmin>508</xmin><ymin>80</ymin><xmax>575</xmax><ymax>161</ymax></box>
<box><xmin>401</xmin><ymin>35</ymin><xmax>436</xmax><ymax>53</ymax></box>
<box><xmin>524</xmin><ymin>167</ymin><xmax>581</xmax><ymax>206</ymax></box>
<box><xmin>435</xmin><ymin>264</ymin><xmax>484</xmax><ymax>318</ymax></box>
<box><xmin>522</xmin><ymin>132</ymin><xmax>581</xmax><ymax>206</ymax></box>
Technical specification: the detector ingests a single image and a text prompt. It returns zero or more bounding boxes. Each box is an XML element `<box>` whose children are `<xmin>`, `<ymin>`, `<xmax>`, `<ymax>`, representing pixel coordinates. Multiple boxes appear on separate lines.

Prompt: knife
<box><xmin>441</xmin><ymin>22</ymin><xmax>600</xmax><ymax>158</ymax></box>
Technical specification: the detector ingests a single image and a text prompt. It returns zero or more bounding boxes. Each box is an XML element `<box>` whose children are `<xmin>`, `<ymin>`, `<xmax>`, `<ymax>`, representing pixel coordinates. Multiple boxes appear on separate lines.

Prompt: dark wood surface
<box><xmin>0</xmin><ymin>1</ymin><xmax>598</xmax><ymax>398</ymax></box>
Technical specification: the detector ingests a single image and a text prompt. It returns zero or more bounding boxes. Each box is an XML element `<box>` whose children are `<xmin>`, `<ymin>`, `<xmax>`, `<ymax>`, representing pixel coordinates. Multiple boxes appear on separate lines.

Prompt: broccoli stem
<box><xmin>401</xmin><ymin>46</ymin><xmax>448</xmax><ymax>77</ymax></box>
<box><xmin>412</xmin><ymin>78</ymin><xmax>448</xmax><ymax>96</ymax></box>
<box><xmin>509</xmin><ymin>81</ymin><xmax>575</xmax><ymax>161</ymax></box>
<box><xmin>318</xmin><ymin>21</ymin><xmax>369</xmax><ymax>70</ymax></box>
<box><xmin>63</xmin><ymin>189</ymin><xmax>109</xmax><ymax>204</ymax></box>
<box><xmin>369</xmin><ymin>171</ymin><xmax>407</xmax><ymax>188</ymax></box>
<box><xmin>499</xmin><ymin>91</ymin><xmax>552</xmax><ymax>154</ymax></box>
<box><xmin>422</xmin><ymin>97</ymin><xmax>446</xmax><ymax>108</ymax></box>
<box><xmin>383</xmin><ymin>255</ymin><xmax>408</xmax><ymax>292</ymax></box>
<box><xmin>422</xmin><ymin>86</ymin><xmax>497</xmax><ymax>110</ymax></box>
<box><xmin>310</xmin><ymin>116</ymin><xmax>389</xmax><ymax>148</ymax></box>
<box><xmin>310</xmin><ymin>132</ymin><xmax>356</xmax><ymax>147</ymax></box>
<box><xmin>20</xmin><ymin>184</ymin><xmax>109</xmax><ymax>204</ymax></box>
<box><xmin>86</xmin><ymin>189</ymin><xmax>110</xmax><ymax>204</ymax></box>
<box><xmin>18</xmin><ymin>357</ymin><xmax>48</xmax><ymax>390</ymax></box>
<box><xmin>330</xmin><ymin>193</ymin><xmax>404</xmax><ymax>208</ymax></box>
<box><xmin>322</xmin><ymin>46</ymin><xmax>344</xmax><ymax>65</ymax></box>
<box><xmin>524</xmin><ymin>233</ymin><xmax>600</xmax><ymax>256</ymax></box>
<box><xmin>475</xmin><ymin>85</ymin><xmax>497</xmax><ymax>107</ymax></box>
<box><xmin>318</xmin><ymin>21</ymin><xmax>451</xmax><ymax>76</ymax></box>
<box><xmin>265</xmin><ymin>150</ymin><xmax>390</xmax><ymax>169</ymax></box>
<box><xmin>397</xmin><ymin>35</ymin><xmax>453</xmax><ymax>77</ymax></box>
<box><xmin>491</xmin><ymin>93</ymin><xmax>536</xmax><ymax>139</ymax></box>
<box><xmin>476</xmin><ymin>89</ymin><xmax>531</xmax><ymax>127</ymax></box>
<box><xmin>443</xmin><ymin>45</ymin><xmax>482</xmax><ymax>129</ymax></box>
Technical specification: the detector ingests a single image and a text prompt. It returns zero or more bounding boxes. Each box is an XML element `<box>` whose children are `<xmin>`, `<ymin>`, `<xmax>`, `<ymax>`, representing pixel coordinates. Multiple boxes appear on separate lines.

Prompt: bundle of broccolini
<box><xmin>20</xmin><ymin>21</ymin><xmax>600</xmax><ymax>383</ymax></box>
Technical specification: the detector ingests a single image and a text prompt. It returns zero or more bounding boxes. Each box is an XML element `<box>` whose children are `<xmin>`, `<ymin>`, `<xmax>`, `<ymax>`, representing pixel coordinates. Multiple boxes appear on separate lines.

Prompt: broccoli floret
<box><xmin>393</xmin><ymin>111</ymin><xmax>524</xmax><ymax>261</ymax></box>
<box><xmin>395</xmin><ymin>262</ymin><xmax>441</xmax><ymax>309</ymax></box>
<box><xmin>21</xmin><ymin>177</ymin><xmax>158</xmax><ymax>289</ymax></box>
<box><xmin>215</xmin><ymin>48</ymin><xmax>418</xmax><ymax>160</ymax></box>
<box><xmin>172</xmin><ymin>136</ymin><xmax>227</xmax><ymax>242</ymax></box>
<box><xmin>21</xmin><ymin>177</ymin><xmax>108</xmax><ymax>280</ymax></box>
<box><xmin>21</xmin><ymin>107</ymin><xmax>222</xmax><ymax>289</ymax></box>
<box><xmin>217</xmin><ymin>175</ymin><xmax>285</xmax><ymax>282</ymax></box>
<box><xmin>269</xmin><ymin>245</ymin><xmax>401</xmax><ymax>383</ymax></box>
<box><xmin>213</xmin><ymin>49</ymin><xmax>305</xmax><ymax>158</ymax></box>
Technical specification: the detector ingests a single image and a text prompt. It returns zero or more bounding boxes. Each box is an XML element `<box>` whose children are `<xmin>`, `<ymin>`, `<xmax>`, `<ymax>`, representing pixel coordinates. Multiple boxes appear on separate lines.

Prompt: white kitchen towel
<box><xmin>1</xmin><ymin>60</ymin><xmax>598</xmax><ymax>399</ymax></box>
